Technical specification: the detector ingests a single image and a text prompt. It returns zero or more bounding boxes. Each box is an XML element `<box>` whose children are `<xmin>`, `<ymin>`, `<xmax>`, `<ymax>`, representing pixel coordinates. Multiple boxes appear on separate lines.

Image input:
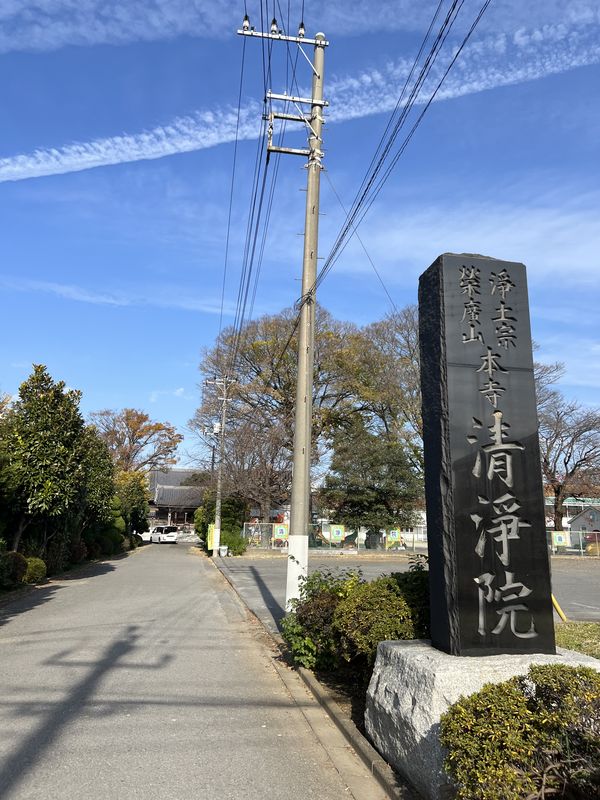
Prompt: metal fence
<box><xmin>550</xmin><ymin>529</ymin><xmax>600</xmax><ymax>558</ymax></box>
<box><xmin>241</xmin><ymin>522</ymin><xmax>428</xmax><ymax>552</ymax></box>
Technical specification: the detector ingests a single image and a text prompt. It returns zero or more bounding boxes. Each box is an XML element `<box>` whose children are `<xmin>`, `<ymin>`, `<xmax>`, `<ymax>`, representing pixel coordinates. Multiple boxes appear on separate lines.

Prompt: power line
<box><xmin>226</xmin><ymin>4</ymin><xmax>306</xmax><ymax>377</ymax></box>
<box><xmin>316</xmin><ymin>0</ymin><xmax>466</xmax><ymax>291</ymax></box>
<box><xmin>324</xmin><ymin>170</ymin><xmax>399</xmax><ymax>313</ymax></box>
<box><xmin>311</xmin><ymin>0</ymin><xmax>493</xmax><ymax>297</ymax></box>
<box><xmin>217</xmin><ymin>37</ymin><xmax>247</xmax><ymax>352</ymax></box>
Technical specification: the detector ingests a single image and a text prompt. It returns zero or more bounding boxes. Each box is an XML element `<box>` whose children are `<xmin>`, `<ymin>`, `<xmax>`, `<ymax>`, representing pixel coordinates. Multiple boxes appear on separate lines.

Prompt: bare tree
<box><xmin>361</xmin><ymin>305</ymin><xmax>423</xmax><ymax>471</ymax></box>
<box><xmin>90</xmin><ymin>408</ymin><xmax>183</xmax><ymax>472</ymax></box>
<box><xmin>190</xmin><ymin>306</ymin><xmax>361</xmax><ymax>516</ymax></box>
<box><xmin>222</xmin><ymin>416</ymin><xmax>292</xmax><ymax>520</ymax></box>
<box><xmin>538</xmin><ymin>395</ymin><xmax>600</xmax><ymax>530</ymax></box>
<box><xmin>0</xmin><ymin>391</ymin><xmax>11</xmax><ymax>417</ymax></box>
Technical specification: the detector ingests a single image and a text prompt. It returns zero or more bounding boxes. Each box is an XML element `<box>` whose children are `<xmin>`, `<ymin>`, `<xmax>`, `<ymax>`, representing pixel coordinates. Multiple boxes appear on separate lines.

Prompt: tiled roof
<box><xmin>153</xmin><ymin>485</ymin><xmax>204</xmax><ymax>508</ymax></box>
<box><xmin>148</xmin><ymin>469</ymin><xmax>199</xmax><ymax>492</ymax></box>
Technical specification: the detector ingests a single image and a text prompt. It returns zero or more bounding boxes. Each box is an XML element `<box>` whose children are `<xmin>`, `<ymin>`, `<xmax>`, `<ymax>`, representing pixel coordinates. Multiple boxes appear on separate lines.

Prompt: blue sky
<box><xmin>1</xmin><ymin>1</ymin><xmax>599</xmax><ymax>465</ymax></box>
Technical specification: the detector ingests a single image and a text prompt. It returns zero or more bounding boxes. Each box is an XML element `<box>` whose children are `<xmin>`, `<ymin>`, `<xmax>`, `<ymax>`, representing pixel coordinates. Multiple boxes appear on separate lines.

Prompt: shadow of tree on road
<box><xmin>0</xmin><ymin>585</ymin><xmax>62</xmax><ymax>629</ymax></box>
<box><xmin>0</xmin><ymin>561</ymin><xmax>117</xmax><ymax>629</ymax></box>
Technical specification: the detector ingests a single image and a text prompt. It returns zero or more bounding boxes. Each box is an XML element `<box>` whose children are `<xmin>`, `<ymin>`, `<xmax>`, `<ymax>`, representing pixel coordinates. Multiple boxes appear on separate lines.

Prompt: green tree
<box><xmin>0</xmin><ymin>365</ymin><xmax>88</xmax><ymax>552</ymax></box>
<box><xmin>320</xmin><ymin>417</ymin><xmax>421</xmax><ymax>534</ymax></box>
<box><xmin>193</xmin><ymin>492</ymin><xmax>247</xmax><ymax>540</ymax></box>
<box><xmin>76</xmin><ymin>426</ymin><xmax>115</xmax><ymax>534</ymax></box>
<box><xmin>115</xmin><ymin>471</ymin><xmax>150</xmax><ymax>539</ymax></box>
<box><xmin>90</xmin><ymin>408</ymin><xmax>183</xmax><ymax>472</ymax></box>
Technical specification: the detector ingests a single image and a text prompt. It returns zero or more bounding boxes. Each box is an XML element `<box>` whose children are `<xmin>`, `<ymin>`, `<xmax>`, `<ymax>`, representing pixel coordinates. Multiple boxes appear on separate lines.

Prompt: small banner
<box><xmin>330</xmin><ymin>525</ymin><xmax>345</xmax><ymax>543</ymax></box>
<box><xmin>272</xmin><ymin>523</ymin><xmax>289</xmax><ymax>547</ymax></box>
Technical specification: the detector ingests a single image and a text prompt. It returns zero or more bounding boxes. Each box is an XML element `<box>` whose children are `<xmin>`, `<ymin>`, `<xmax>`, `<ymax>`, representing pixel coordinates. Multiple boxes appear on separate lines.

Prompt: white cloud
<box><xmin>2</xmin><ymin>1</ymin><xmax>599</xmax><ymax>52</ymax></box>
<box><xmin>321</xmin><ymin>191</ymin><xmax>600</xmax><ymax>289</ymax></box>
<box><xmin>149</xmin><ymin>386</ymin><xmax>194</xmax><ymax>403</ymax></box>
<box><xmin>0</xmin><ymin>0</ymin><xmax>238</xmax><ymax>53</ymax></box>
<box><xmin>1</xmin><ymin>16</ymin><xmax>599</xmax><ymax>184</ymax></box>
<box><xmin>0</xmin><ymin>275</ymin><xmax>233</xmax><ymax>315</ymax></box>
<box><xmin>0</xmin><ymin>277</ymin><xmax>130</xmax><ymax>306</ymax></box>
<box><xmin>327</xmin><ymin>21</ymin><xmax>600</xmax><ymax>121</ymax></box>
<box><xmin>0</xmin><ymin>106</ymin><xmax>261</xmax><ymax>183</ymax></box>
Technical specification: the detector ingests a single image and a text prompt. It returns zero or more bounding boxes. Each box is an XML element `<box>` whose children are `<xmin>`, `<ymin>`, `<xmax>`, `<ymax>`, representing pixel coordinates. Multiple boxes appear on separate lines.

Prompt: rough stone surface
<box><xmin>365</xmin><ymin>640</ymin><xmax>600</xmax><ymax>800</ymax></box>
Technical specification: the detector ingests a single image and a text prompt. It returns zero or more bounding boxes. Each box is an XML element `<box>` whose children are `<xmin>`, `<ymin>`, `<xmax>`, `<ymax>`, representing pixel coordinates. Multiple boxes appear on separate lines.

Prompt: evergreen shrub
<box><xmin>332</xmin><ymin>576</ymin><xmax>415</xmax><ymax>664</ymax></box>
<box><xmin>220</xmin><ymin>529</ymin><xmax>248</xmax><ymax>556</ymax></box>
<box><xmin>0</xmin><ymin>539</ymin><xmax>10</xmax><ymax>587</ymax></box>
<box><xmin>390</xmin><ymin>568</ymin><xmax>430</xmax><ymax>638</ymax></box>
<box><xmin>45</xmin><ymin>538</ymin><xmax>70</xmax><ymax>575</ymax></box>
<box><xmin>440</xmin><ymin>663</ymin><xmax>600</xmax><ymax>800</ymax></box>
<box><xmin>281</xmin><ymin>569</ymin><xmax>361</xmax><ymax>670</ymax></box>
<box><xmin>4</xmin><ymin>551</ymin><xmax>28</xmax><ymax>586</ymax></box>
<box><xmin>24</xmin><ymin>557</ymin><xmax>47</xmax><ymax>584</ymax></box>
<box><xmin>101</xmin><ymin>529</ymin><xmax>124</xmax><ymax>555</ymax></box>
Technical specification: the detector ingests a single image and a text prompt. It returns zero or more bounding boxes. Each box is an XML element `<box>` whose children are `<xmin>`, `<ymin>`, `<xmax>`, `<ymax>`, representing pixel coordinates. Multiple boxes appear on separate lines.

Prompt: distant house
<box><xmin>568</xmin><ymin>506</ymin><xmax>600</xmax><ymax>549</ymax></box>
<box><xmin>149</xmin><ymin>469</ymin><xmax>208</xmax><ymax>525</ymax></box>
<box><xmin>569</xmin><ymin>506</ymin><xmax>600</xmax><ymax>532</ymax></box>
<box><xmin>543</xmin><ymin>495</ymin><xmax>600</xmax><ymax>530</ymax></box>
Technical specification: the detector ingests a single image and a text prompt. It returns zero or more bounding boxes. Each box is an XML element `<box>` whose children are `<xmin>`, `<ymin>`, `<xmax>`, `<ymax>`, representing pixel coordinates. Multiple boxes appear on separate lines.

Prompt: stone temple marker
<box><xmin>418</xmin><ymin>253</ymin><xmax>555</xmax><ymax>656</ymax></box>
<box><xmin>365</xmin><ymin>255</ymin><xmax>600</xmax><ymax>800</ymax></box>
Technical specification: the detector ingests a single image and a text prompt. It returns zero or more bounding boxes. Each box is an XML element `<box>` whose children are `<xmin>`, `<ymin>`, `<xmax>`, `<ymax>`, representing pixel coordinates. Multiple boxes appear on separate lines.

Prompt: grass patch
<box><xmin>555</xmin><ymin>621</ymin><xmax>600</xmax><ymax>659</ymax></box>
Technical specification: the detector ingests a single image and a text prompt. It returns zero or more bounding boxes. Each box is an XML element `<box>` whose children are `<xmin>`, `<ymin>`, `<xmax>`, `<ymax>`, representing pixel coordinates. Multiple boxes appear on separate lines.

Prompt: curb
<box><xmin>212</xmin><ymin>555</ymin><xmax>418</xmax><ymax>799</ymax></box>
<box><xmin>296</xmin><ymin>666</ymin><xmax>417</xmax><ymax>799</ymax></box>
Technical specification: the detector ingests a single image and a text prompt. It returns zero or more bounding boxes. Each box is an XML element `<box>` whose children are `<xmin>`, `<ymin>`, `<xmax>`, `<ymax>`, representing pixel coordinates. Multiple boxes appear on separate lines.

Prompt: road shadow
<box><xmin>57</xmin><ymin>560</ymin><xmax>117</xmax><ymax>581</ymax></box>
<box><xmin>0</xmin><ymin>624</ymin><xmax>171</xmax><ymax>798</ymax></box>
<box><xmin>248</xmin><ymin>566</ymin><xmax>286</xmax><ymax>628</ymax></box>
<box><xmin>0</xmin><ymin>561</ymin><xmax>118</xmax><ymax>628</ymax></box>
<box><xmin>0</xmin><ymin>584</ymin><xmax>62</xmax><ymax>629</ymax></box>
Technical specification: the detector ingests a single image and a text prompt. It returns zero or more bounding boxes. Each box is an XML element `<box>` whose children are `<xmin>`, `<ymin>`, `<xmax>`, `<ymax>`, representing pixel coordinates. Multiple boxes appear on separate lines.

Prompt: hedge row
<box><xmin>0</xmin><ymin>546</ymin><xmax>47</xmax><ymax>589</ymax></box>
<box><xmin>281</xmin><ymin>557</ymin><xmax>430</xmax><ymax>672</ymax></box>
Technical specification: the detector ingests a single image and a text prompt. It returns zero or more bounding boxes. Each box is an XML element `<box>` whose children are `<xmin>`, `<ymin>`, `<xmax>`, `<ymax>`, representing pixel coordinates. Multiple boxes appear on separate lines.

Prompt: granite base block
<box><xmin>365</xmin><ymin>640</ymin><xmax>600</xmax><ymax>800</ymax></box>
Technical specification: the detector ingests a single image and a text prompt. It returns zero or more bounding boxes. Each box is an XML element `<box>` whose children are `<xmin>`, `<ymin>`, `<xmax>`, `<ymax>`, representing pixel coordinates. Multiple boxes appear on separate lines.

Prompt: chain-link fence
<box><xmin>242</xmin><ymin>523</ymin><xmax>428</xmax><ymax>552</ymax></box>
<box><xmin>547</xmin><ymin>529</ymin><xmax>600</xmax><ymax>557</ymax></box>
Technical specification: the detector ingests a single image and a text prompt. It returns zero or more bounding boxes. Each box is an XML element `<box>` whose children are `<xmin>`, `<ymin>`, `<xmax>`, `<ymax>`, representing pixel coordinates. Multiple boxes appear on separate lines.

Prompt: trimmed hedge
<box><xmin>220</xmin><ymin>530</ymin><xmax>248</xmax><ymax>556</ymax></box>
<box><xmin>440</xmin><ymin>663</ymin><xmax>600</xmax><ymax>800</ymax></box>
<box><xmin>281</xmin><ymin>569</ymin><xmax>362</xmax><ymax>670</ymax></box>
<box><xmin>4</xmin><ymin>551</ymin><xmax>28</xmax><ymax>586</ymax></box>
<box><xmin>390</xmin><ymin>567</ymin><xmax>430</xmax><ymax>639</ymax></box>
<box><xmin>333</xmin><ymin>576</ymin><xmax>416</xmax><ymax>664</ymax></box>
<box><xmin>24</xmin><ymin>557</ymin><xmax>47</xmax><ymax>584</ymax></box>
<box><xmin>281</xmin><ymin>568</ymin><xmax>424</xmax><ymax>671</ymax></box>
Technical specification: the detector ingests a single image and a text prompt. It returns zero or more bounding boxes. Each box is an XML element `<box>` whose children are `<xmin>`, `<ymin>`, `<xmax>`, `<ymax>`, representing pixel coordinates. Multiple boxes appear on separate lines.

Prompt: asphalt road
<box><xmin>0</xmin><ymin>546</ymin><xmax>384</xmax><ymax>800</ymax></box>
<box><xmin>218</xmin><ymin>553</ymin><xmax>600</xmax><ymax>635</ymax></box>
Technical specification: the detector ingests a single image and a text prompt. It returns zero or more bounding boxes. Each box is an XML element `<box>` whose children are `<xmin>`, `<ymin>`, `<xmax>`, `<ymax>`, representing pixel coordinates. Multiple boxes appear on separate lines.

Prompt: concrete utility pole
<box><xmin>238</xmin><ymin>17</ymin><xmax>328</xmax><ymax>607</ymax></box>
<box><xmin>206</xmin><ymin>377</ymin><xmax>232</xmax><ymax>556</ymax></box>
<box><xmin>286</xmin><ymin>34</ymin><xmax>327</xmax><ymax>607</ymax></box>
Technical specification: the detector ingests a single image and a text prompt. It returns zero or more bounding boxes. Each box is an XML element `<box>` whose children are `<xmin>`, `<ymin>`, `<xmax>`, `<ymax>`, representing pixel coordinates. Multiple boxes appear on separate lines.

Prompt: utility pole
<box><xmin>238</xmin><ymin>15</ymin><xmax>328</xmax><ymax>606</ymax></box>
<box><xmin>206</xmin><ymin>377</ymin><xmax>233</xmax><ymax>556</ymax></box>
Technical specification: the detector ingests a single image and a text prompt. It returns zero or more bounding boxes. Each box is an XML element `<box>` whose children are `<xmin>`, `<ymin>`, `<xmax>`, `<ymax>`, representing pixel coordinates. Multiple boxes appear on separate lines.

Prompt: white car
<box><xmin>150</xmin><ymin>525</ymin><xmax>178</xmax><ymax>544</ymax></box>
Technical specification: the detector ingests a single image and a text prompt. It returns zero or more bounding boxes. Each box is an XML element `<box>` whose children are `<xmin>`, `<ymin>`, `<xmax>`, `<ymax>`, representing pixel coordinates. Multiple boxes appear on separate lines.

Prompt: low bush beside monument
<box><xmin>281</xmin><ymin>562</ymin><xmax>429</xmax><ymax>674</ymax></box>
<box><xmin>440</xmin><ymin>663</ymin><xmax>600</xmax><ymax>800</ymax></box>
<box><xmin>281</xmin><ymin>564</ymin><xmax>599</xmax><ymax>799</ymax></box>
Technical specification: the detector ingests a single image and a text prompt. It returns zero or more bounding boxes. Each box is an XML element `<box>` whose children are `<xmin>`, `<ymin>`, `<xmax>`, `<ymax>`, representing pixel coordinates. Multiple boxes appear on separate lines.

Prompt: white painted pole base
<box><xmin>285</xmin><ymin>534</ymin><xmax>308</xmax><ymax>609</ymax></box>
